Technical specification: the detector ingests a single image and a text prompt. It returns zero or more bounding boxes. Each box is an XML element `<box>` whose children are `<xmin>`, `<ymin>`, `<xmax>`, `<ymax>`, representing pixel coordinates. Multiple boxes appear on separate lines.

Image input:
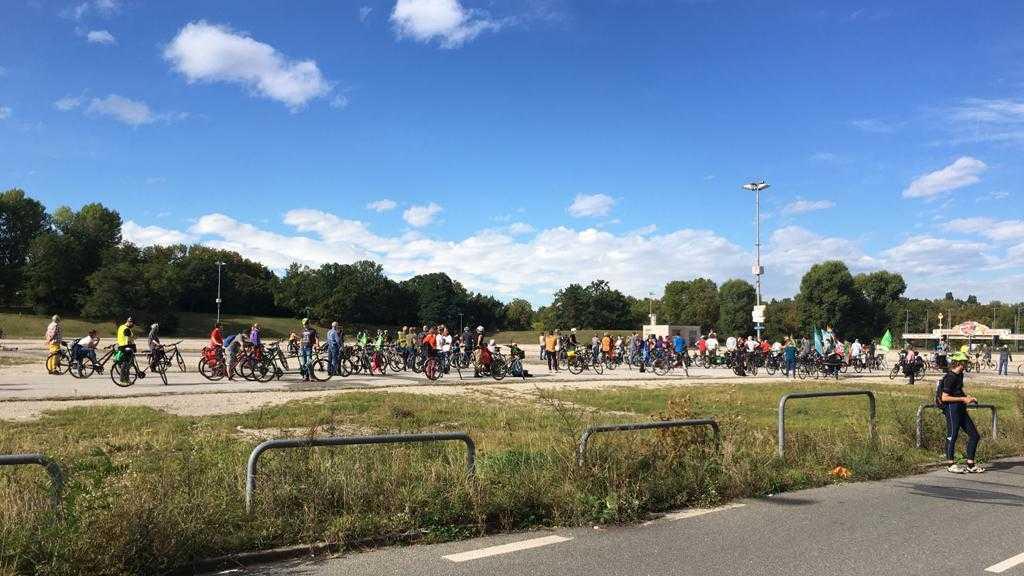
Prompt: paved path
<box><xmin>232</xmin><ymin>458</ymin><xmax>1024</xmax><ymax>576</ymax></box>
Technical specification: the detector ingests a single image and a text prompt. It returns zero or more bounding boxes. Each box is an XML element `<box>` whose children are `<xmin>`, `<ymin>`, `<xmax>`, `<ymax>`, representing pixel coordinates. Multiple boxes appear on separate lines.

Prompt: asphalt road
<box><xmin>228</xmin><ymin>457</ymin><xmax>1024</xmax><ymax>576</ymax></box>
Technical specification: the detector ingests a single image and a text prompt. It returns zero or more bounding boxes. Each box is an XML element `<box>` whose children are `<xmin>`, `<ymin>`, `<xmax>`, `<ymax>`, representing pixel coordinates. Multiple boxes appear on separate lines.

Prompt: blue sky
<box><xmin>2</xmin><ymin>0</ymin><xmax>1023</xmax><ymax>305</ymax></box>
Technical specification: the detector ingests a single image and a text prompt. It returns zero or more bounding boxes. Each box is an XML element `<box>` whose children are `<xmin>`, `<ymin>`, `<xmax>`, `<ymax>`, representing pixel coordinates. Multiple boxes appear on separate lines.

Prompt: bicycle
<box><xmin>110</xmin><ymin>347</ymin><xmax>168</xmax><ymax>387</ymax></box>
<box><xmin>45</xmin><ymin>341</ymin><xmax>72</xmax><ymax>375</ymax></box>
<box><xmin>69</xmin><ymin>344</ymin><xmax>117</xmax><ymax>378</ymax></box>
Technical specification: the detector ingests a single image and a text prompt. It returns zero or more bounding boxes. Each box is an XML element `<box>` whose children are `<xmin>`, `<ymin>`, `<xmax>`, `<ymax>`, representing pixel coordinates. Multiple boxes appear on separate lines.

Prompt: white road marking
<box><xmin>986</xmin><ymin>552</ymin><xmax>1024</xmax><ymax>573</ymax></box>
<box><xmin>442</xmin><ymin>535</ymin><xmax>573</xmax><ymax>563</ymax></box>
<box><xmin>643</xmin><ymin>502</ymin><xmax>746</xmax><ymax>526</ymax></box>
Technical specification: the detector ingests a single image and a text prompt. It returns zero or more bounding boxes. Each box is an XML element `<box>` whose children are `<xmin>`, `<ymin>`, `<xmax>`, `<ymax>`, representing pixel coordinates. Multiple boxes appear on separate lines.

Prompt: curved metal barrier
<box><xmin>0</xmin><ymin>453</ymin><xmax>64</xmax><ymax>513</ymax></box>
<box><xmin>777</xmin><ymin>390</ymin><xmax>876</xmax><ymax>458</ymax></box>
<box><xmin>576</xmin><ymin>419</ymin><xmax>721</xmax><ymax>466</ymax></box>
<box><xmin>915</xmin><ymin>403</ymin><xmax>998</xmax><ymax>449</ymax></box>
<box><xmin>245</xmin><ymin>432</ymin><xmax>476</xmax><ymax>513</ymax></box>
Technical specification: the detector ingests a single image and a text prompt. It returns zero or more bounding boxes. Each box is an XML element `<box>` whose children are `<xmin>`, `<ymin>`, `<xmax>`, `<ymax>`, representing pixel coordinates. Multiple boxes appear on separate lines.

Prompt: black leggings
<box><xmin>546</xmin><ymin>350</ymin><xmax>558</xmax><ymax>370</ymax></box>
<box><xmin>944</xmin><ymin>403</ymin><xmax>981</xmax><ymax>461</ymax></box>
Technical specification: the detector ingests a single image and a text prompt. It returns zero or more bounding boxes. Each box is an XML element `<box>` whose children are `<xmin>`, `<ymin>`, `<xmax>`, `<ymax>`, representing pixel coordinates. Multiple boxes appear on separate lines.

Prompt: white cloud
<box><xmin>64</xmin><ymin>0</ymin><xmax>120</xmax><ymax>20</ymax></box>
<box><xmin>86</xmin><ymin>30</ymin><xmax>116</xmax><ymax>44</ymax></box>
<box><xmin>403</xmin><ymin>202</ymin><xmax>443</xmax><ymax>227</ymax></box>
<box><xmin>86</xmin><ymin>94</ymin><xmax>154</xmax><ymax>126</ymax></box>
<box><xmin>902</xmin><ymin>156</ymin><xmax>987</xmax><ymax>199</ymax></box>
<box><xmin>764</xmin><ymin>226</ymin><xmax>878</xmax><ymax>280</ymax></box>
<box><xmin>54</xmin><ymin>95</ymin><xmax>83</xmax><ymax>111</ymax></box>
<box><xmin>122</xmin><ymin>221</ymin><xmax>194</xmax><ymax>246</ymax></box>
<box><xmin>785</xmin><ymin>199</ymin><xmax>835</xmax><ymax>214</ymax></box>
<box><xmin>0</xmin><ymin>106</ymin><xmax>10</xmax><ymax>120</ymax></box>
<box><xmin>391</xmin><ymin>0</ymin><xmax>500</xmax><ymax>48</ymax></box>
<box><xmin>164</xmin><ymin>21</ymin><xmax>332</xmax><ymax>109</ymax></box>
<box><xmin>367</xmin><ymin>199</ymin><xmax>398</xmax><ymax>212</ymax></box>
<box><xmin>330</xmin><ymin>94</ymin><xmax>350</xmax><ymax>109</ymax></box>
<box><xmin>359</xmin><ymin>6</ymin><xmax>373</xmax><ymax>22</ymax></box>
<box><xmin>507</xmin><ymin>222</ymin><xmax>535</xmax><ymax>236</ymax></box>
<box><xmin>849</xmin><ymin>118</ymin><xmax>900</xmax><ymax>134</ymax></box>
<box><xmin>568</xmin><ymin>193</ymin><xmax>615</xmax><ymax>218</ymax></box>
<box><xmin>946</xmin><ymin>218</ymin><xmax>1024</xmax><ymax>242</ymax></box>
<box><xmin>0</xmin><ymin>66</ymin><xmax>7</xmax><ymax>77</ymax></box>
<box><xmin>810</xmin><ymin>152</ymin><xmax>838</xmax><ymax>162</ymax></box>
<box><xmin>944</xmin><ymin>98</ymin><xmax>1024</xmax><ymax>145</ymax></box>
<box><xmin>881</xmin><ymin>235</ymin><xmax>992</xmax><ymax>277</ymax></box>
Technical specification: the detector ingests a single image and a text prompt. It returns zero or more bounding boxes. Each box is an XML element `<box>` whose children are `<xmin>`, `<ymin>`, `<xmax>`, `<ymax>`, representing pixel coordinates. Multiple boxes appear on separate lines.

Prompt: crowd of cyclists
<box><xmin>39</xmin><ymin>314</ymin><xmax>1021</xmax><ymax>387</ymax></box>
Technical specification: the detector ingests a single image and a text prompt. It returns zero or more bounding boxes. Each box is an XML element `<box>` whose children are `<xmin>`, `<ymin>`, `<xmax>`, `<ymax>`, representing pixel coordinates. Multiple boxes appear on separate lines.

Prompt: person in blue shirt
<box><xmin>673</xmin><ymin>331</ymin><xmax>686</xmax><ymax>367</ymax></box>
<box><xmin>326</xmin><ymin>322</ymin><xmax>341</xmax><ymax>375</ymax></box>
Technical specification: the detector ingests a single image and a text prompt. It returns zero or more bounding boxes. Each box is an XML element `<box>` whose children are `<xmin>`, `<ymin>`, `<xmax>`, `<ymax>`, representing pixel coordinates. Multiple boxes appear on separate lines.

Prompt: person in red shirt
<box><xmin>209</xmin><ymin>323</ymin><xmax>224</xmax><ymax>348</ymax></box>
<box><xmin>422</xmin><ymin>327</ymin><xmax>437</xmax><ymax>357</ymax></box>
<box><xmin>760</xmin><ymin>338</ymin><xmax>770</xmax><ymax>354</ymax></box>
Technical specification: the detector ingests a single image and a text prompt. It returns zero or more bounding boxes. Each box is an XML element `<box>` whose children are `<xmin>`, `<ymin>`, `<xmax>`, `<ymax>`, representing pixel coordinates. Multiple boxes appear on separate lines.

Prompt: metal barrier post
<box><xmin>576</xmin><ymin>419</ymin><xmax>721</xmax><ymax>466</ymax></box>
<box><xmin>777</xmin><ymin>390</ymin><xmax>876</xmax><ymax>458</ymax></box>
<box><xmin>0</xmin><ymin>453</ymin><xmax>64</xmax><ymax>513</ymax></box>
<box><xmin>245</xmin><ymin>432</ymin><xmax>476</xmax><ymax>513</ymax></box>
<box><xmin>915</xmin><ymin>403</ymin><xmax>998</xmax><ymax>449</ymax></box>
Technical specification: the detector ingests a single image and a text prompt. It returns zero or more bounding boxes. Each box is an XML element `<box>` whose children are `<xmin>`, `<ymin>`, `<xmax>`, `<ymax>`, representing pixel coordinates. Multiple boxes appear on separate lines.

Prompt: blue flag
<box><xmin>813</xmin><ymin>328</ymin><xmax>823</xmax><ymax>354</ymax></box>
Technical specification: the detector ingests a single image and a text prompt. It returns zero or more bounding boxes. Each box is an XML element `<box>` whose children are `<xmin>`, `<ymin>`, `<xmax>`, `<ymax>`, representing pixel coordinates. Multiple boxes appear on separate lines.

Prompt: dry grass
<box><xmin>1</xmin><ymin>382</ymin><xmax>1021</xmax><ymax>575</ymax></box>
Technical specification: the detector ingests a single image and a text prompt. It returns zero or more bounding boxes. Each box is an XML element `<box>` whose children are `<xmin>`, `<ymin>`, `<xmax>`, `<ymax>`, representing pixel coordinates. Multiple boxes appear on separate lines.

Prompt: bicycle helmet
<box><xmin>476</xmin><ymin>326</ymin><xmax>484</xmax><ymax>333</ymax></box>
<box><xmin>950</xmin><ymin>351</ymin><xmax>969</xmax><ymax>363</ymax></box>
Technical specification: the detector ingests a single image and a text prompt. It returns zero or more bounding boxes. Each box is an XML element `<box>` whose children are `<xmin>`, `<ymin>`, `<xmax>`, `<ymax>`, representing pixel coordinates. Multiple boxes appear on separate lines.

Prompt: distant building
<box><xmin>903</xmin><ymin>321</ymin><xmax>1023</xmax><ymax>346</ymax></box>
<box><xmin>642</xmin><ymin>314</ymin><xmax>700</xmax><ymax>344</ymax></box>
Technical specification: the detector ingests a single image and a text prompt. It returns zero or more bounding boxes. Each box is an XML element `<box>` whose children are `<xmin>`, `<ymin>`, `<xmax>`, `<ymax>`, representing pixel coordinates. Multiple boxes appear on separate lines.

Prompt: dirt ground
<box><xmin>1</xmin><ymin>342</ymin><xmax>1021</xmax><ymax>422</ymax></box>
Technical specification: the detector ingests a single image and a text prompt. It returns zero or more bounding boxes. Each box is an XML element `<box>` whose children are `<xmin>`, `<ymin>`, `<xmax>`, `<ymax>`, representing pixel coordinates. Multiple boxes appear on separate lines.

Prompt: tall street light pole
<box><xmin>743</xmin><ymin>181</ymin><xmax>769</xmax><ymax>339</ymax></box>
<box><xmin>215</xmin><ymin>261</ymin><xmax>226</xmax><ymax>324</ymax></box>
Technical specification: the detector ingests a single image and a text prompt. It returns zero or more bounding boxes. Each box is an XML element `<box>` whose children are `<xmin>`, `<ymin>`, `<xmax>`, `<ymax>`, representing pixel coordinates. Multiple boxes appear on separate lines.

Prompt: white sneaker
<box><xmin>966</xmin><ymin>463</ymin><xmax>986</xmax><ymax>474</ymax></box>
<box><xmin>947</xmin><ymin>464</ymin><xmax>968</xmax><ymax>474</ymax></box>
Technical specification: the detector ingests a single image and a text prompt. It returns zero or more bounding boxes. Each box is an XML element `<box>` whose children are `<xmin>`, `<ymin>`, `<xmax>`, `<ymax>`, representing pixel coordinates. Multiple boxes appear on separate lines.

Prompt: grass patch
<box><xmin>1</xmin><ymin>382</ymin><xmax>1022</xmax><ymax>575</ymax></box>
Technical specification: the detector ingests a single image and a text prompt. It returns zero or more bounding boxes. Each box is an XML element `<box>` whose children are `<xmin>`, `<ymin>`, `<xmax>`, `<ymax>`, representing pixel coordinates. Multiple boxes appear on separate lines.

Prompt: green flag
<box><xmin>878</xmin><ymin>329</ymin><xmax>892</xmax><ymax>351</ymax></box>
<box><xmin>813</xmin><ymin>328</ymin><xmax>823</xmax><ymax>354</ymax></box>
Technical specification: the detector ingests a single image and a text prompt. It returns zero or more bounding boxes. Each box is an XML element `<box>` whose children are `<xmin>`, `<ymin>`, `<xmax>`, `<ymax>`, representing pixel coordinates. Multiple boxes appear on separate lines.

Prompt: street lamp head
<box><xmin>742</xmin><ymin>181</ymin><xmax>770</xmax><ymax>191</ymax></box>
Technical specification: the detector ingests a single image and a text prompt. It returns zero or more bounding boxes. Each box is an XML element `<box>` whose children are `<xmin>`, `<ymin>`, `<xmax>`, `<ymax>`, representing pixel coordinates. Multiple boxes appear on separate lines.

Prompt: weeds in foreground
<box><xmin>1</xmin><ymin>384</ymin><xmax>1022</xmax><ymax>576</ymax></box>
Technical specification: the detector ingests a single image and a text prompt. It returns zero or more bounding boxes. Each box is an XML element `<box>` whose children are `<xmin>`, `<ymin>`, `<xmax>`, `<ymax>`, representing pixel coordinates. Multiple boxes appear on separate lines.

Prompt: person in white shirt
<box><xmin>75</xmin><ymin>330</ymin><xmax>100</xmax><ymax>365</ymax></box>
<box><xmin>538</xmin><ymin>333</ymin><xmax>545</xmax><ymax>360</ymax></box>
<box><xmin>772</xmin><ymin>341</ymin><xmax>783</xmax><ymax>354</ymax></box>
<box><xmin>726</xmin><ymin>336</ymin><xmax>737</xmax><ymax>351</ymax></box>
<box><xmin>707</xmin><ymin>335</ymin><xmax>720</xmax><ymax>353</ymax></box>
<box><xmin>851</xmin><ymin>339</ymin><xmax>863</xmax><ymax>359</ymax></box>
<box><xmin>745</xmin><ymin>337</ymin><xmax>757</xmax><ymax>353</ymax></box>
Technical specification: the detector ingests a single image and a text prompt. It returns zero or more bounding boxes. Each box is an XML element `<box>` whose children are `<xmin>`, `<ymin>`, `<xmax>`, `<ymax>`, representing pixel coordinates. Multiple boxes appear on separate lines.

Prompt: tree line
<box><xmin>2</xmin><ymin>189</ymin><xmax>1019</xmax><ymax>338</ymax></box>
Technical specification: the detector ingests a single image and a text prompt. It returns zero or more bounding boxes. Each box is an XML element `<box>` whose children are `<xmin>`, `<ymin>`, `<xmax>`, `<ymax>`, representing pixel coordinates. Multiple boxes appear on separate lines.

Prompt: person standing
<box><xmin>538</xmin><ymin>332</ymin><xmax>546</xmax><ymax>361</ymax></box>
<box><xmin>544</xmin><ymin>330</ymin><xmax>558</xmax><ymax>371</ymax></box>
<box><xmin>997</xmin><ymin>345</ymin><xmax>1012</xmax><ymax>376</ymax></box>
<box><xmin>45</xmin><ymin>315</ymin><xmax>63</xmax><ymax>374</ymax></box>
<box><xmin>222</xmin><ymin>331</ymin><xmax>247</xmax><ymax>380</ymax></box>
<box><xmin>148</xmin><ymin>323</ymin><xmax>164</xmax><ymax>372</ymax></box>
<box><xmin>326</xmin><ymin>322</ymin><xmax>341</xmax><ymax>375</ymax></box>
<box><xmin>941</xmin><ymin>354</ymin><xmax>984</xmax><ymax>473</ymax></box>
<box><xmin>299</xmin><ymin>319</ymin><xmax>318</xmax><ymax>382</ymax></box>
<box><xmin>784</xmin><ymin>338</ymin><xmax>798</xmax><ymax>378</ymax></box>
<box><xmin>115</xmin><ymin>317</ymin><xmax>136</xmax><ymax>384</ymax></box>
<box><xmin>473</xmin><ymin>326</ymin><xmax>486</xmax><ymax>377</ymax></box>
<box><xmin>673</xmin><ymin>331</ymin><xmax>685</xmax><ymax>367</ymax></box>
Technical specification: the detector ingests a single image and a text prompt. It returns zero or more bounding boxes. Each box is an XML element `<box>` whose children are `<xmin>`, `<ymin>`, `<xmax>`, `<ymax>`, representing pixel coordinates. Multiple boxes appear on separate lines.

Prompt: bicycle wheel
<box><xmin>110</xmin><ymin>360</ymin><xmax>137</xmax><ymax>387</ymax></box>
<box><xmin>256</xmin><ymin>358</ymin><xmax>276</xmax><ymax>382</ymax></box>
<box><xmin>490</xmin><ymin>358</ymin><xmax>507</xmax><ymax>381</ymax></box>
<box><xmin>46</xmin><ymin>350</ymin><xmax>71</xmax><ymax>375</ymax></box>
<box><xmin>388</xmin><ymin>353</ymin><xmax>406</xmax><ymax>372</ymax></box>
<box><xmin>199</xmin><ymin>357</ymin><xmax>225</xmax><ymax>381</ymax></box>
<box><xmin>567</xmin><ymin>356</ymin><xmax>583</xmax><ymax>375</ymax></box>
<box><xmin>157</xmin><ymin>364</ymin><xmax>168</xmax><ymax>385</ymax></box>
<box><xmin>765</xmin><ymin>362</ymin><xmax>777</xmax><ymax>376</ymax></box>
<box><xmin>310</xmin><ymin>358</ymin><xmax>331</xmax><ymax>381</ymax></box>
<box><xmin>853</xmin><ymin>361</ymin><xmax>863</xmax><ymax>374</ymax></box>
<box><xmin>424</xmin><ymin>357</ymin><xmax>441</xmax><ymax>381</ymax></box>
<box><xmin>889</xmin><ymin>364</ymin><xmax>900</xmax><ymax>380</ymax></box>
<box><xmin>72</xmin><ymin>359</ymin><xmax>95</xmax><ymax>379</ymax></box>
<box><xmin>176</xmin><ymin>350</ymin><xmax>187</xmax><ymax>373</ymax></box>
<box><xmin>653</xmin><ymin>358</ymin><xmax>669</xmax><ymax>376</ymax></box>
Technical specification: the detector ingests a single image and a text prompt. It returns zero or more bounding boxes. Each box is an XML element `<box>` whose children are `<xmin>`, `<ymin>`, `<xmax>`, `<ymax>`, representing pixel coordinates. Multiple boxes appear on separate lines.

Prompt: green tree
<box><xmin>0</xmin><ymin>189</ymin><xmax>48</xmax><ymax>305</ymax></box>
<box><xmin>764</xmin><ymin>298</ymin><xmax>800</xmax><ymax>342</ymax></box>
<box><xmin>854</xmin><ymin>270</ymin><xmax>906</xmax><ymax>338</ymax></box>
<box><xmin>548</xmin><ymin>283</ymin><xmax>588</xmax><ymax>329</ymax></box>
<box><xmin>401</xmin><ymin>272</ymin><xmax>468</xmax><ymax>327</ymax></box>
<box><xmin>797</xmin><ymin>260</ymin><xmax>865</xmax><ymax>338</ymax></box>
<box><xmin>661</xmin><ymin>278</ymin><xmax>719</xmax><ymax>330</ymax></box>
<box><xmin>503</xmin><ymin>298</ymin><xmax>534</xmax><ymax>331</ymax></box>
<box><xmin>583</xmin><ymin>280</ymin><xmax>634</xmax><ymax>329</ymax></box>
<box><xmin>717</xmin><ymin>279</ymin><xmax>755</xmax><ymax>336</ymax></box>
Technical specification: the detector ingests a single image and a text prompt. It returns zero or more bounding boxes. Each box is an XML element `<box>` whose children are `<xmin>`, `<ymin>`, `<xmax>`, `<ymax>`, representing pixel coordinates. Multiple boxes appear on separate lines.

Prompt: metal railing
<box><xmin>777</xmin><ymin>390</ymin><xmax>876</xmax><ymax>458</ymax></box>
<box><xmin>245</xmin><ymin>432</ymin><xmax>476</xmax><ymax>513</ymax></box>
<box><xmin>576</xmin><ymin>419</ymin><xmax>721</xmax><ymax>466</ymax></box>
<box><xmin>0</xmin><ymin>453</ymin><xmax>64</xmax><ymax>513</ymax></box>
<box><xmin>915</xmin><ymin>403</ymin><xmax>998</xmax><ymax>449</ymax></box>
